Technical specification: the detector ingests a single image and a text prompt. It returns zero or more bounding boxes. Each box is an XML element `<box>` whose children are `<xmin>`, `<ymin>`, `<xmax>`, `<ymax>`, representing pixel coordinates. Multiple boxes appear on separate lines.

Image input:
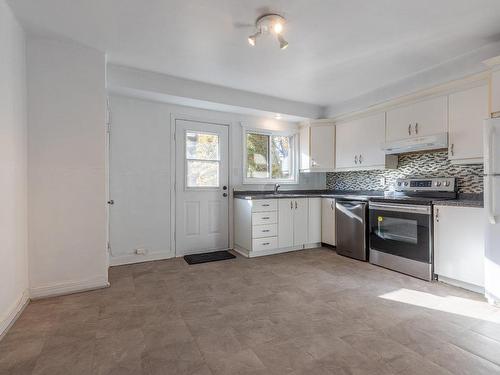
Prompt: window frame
<box><xmin>184</xmin><ymin>129</ymin><xmax>221</xmax><ymax>190</ymax></box>
<box><xmin>242</xmin><ymin>126</ymin><xmax>299</xmax><ymax>185</ymax></box>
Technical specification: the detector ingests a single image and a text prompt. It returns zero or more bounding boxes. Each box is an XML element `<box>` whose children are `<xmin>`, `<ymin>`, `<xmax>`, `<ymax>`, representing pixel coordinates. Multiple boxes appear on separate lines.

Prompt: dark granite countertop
<box><xmin>234</xmin><ymin>190</ymin><xmax>484</xmax><ymax>207</ymax></box>
<box><xmin>233</xmin><ymin>190</ymin><xmax>384</xmax><ymax>201</ymax></box>
<box><xmin>433</xmin><ymin>193</ymin><xmax>484</xmax><ymax>208</ymax></box>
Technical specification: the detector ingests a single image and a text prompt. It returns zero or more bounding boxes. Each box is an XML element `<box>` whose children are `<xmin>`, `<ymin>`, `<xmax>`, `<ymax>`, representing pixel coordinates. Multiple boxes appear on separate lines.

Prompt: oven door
<box><xmin>369</xmin><ymin>202</ymin><xmax>432</xmax><ymax>263</ymax></box>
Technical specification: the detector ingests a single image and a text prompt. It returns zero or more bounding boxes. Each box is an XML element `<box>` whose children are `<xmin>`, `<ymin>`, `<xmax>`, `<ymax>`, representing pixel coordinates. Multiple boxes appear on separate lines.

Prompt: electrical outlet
<box><xmin>135</xmin><ymin>248</ymin><xmax>147</xmax><ymax>255</ymax></box>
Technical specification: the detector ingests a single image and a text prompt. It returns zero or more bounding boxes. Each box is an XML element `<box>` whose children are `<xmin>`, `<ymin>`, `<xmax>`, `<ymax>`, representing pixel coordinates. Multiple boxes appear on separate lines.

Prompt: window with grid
<box><xmin>185</xmin><ymin>131</ymin><xmax>220</xmax><ymax>188</ymax></box>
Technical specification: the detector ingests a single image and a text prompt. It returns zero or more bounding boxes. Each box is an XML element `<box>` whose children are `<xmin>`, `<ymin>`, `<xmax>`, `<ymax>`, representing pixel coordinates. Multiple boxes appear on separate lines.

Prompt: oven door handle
<box><xmin>369</xmin><ymin>202</ymin><xmax>431</xmax><ymax>215</ymax></box>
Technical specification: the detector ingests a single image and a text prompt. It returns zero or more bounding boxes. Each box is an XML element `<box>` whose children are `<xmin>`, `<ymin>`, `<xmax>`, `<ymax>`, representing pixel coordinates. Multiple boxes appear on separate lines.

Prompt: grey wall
<box><xmin>326</xmin><ymin>151</ymin><xmax>483</xmax><ymax>193</ymax></box>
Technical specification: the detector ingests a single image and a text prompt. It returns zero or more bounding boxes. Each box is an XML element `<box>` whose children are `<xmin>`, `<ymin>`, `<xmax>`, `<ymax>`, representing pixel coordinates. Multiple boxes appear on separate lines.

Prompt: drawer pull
<box><xmin>262</xmin><ymin>242</ymin><xmax>270</xmax><ymax>245</ymax></box>
<box><xmin>262</xmin><ymin>229</ymin><xmax>270</xmax><ymax>232</ymax></box>
<box><xmin>261</xmin><ymin>204</ymin><xmax>270</xmax><ymax>206</ymax></box>
<box><xmin>262</xmin><ymin>217</ymin><xmax>270</xmax><ymax>219</ymax></box>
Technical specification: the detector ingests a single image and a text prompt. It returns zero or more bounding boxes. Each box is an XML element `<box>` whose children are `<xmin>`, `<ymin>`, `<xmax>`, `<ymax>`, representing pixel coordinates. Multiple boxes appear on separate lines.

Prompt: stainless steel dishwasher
<box><xmin>335</xmin><ymin>200</ymin><xmax>368</xmax><ymax>261</ymax></box>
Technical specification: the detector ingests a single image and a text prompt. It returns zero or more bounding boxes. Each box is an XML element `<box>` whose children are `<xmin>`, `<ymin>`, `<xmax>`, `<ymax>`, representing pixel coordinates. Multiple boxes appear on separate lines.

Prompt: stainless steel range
<box><xmin>368</xmin><ymin>177</ymin><xmax>457</xmax><ymax>281</ymax></box>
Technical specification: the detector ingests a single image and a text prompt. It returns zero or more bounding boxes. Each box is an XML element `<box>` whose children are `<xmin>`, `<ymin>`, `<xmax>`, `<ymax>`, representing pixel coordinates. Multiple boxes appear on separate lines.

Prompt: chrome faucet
<box><xmin>274</xmin><ymin>183</ymin><xmax>281</xmax><ymax>194</ymax></box>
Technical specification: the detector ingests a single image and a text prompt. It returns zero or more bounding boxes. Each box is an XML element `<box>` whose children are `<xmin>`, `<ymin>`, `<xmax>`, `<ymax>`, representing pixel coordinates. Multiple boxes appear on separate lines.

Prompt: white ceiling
<box><xmin>9</xmin><ymin>0</ymin><xmax>500</xmax><ymax>114</ymax></box>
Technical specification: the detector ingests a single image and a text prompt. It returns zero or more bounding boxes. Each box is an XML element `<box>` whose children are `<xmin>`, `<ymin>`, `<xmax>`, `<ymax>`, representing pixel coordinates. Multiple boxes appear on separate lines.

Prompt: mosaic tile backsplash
<box><xmin>326</xmin><ymin>151</ymin><xmax>484</xmax><ymax>193</ymax></box>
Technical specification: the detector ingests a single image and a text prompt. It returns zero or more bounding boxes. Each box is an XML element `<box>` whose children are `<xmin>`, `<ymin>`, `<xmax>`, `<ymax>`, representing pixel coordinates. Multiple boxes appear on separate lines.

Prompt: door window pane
<box><xmin>186</xmin><ymin>132</ymin><xmax>220</xmax><ymax>188</ymax></box>
<box><xmin>186</xmin><ymin>132</ymin><xmax>219</xmax><ymax>160</ymax></box>
<box><xmin>187</xmin><ymin>160</ymin><xmax>219</xmax><ymax>187</ymax></box>
<box><xmin>246</xmin><ymin>133</ymin><xmax>269</xmax><ymax>178</ymax></box>
<box><xmin>271</xmin><ymin>135</ymin><xmax>292</xmax><ymax>179</ymax></box>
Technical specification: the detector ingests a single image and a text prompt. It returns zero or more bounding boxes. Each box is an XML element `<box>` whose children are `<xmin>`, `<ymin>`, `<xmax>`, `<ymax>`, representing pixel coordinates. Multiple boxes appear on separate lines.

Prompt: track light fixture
<box><xmin>247</xmin><ymin>14</ymin><xmax>288</xmax><ymax>50</ymax></box>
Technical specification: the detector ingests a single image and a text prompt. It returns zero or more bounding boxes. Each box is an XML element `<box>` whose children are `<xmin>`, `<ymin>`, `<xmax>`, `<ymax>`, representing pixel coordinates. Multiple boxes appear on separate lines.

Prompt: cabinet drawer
<box><xmin>252</xmin><ymin>211</ymin><xmax>278</xmax><ymax>225</ymax></box>
<box><xmin>252</xmin><ymin>237</ymin><xmax>278</xmax><ymax>252</ymax></box>
<box><xmin>252</xmin><ymin>224</ymin><xmax>278</xmax><ymax>239</ymax></box>
<box><xmin>252</xmin><ymin>199</ymin><xmax>278</xmax><ymax>212</ymax></box>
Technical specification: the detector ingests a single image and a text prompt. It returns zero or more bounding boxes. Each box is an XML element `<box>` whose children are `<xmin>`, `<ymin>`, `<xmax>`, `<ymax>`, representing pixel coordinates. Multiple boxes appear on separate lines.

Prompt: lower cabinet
<box><xmin>321</xmin><ymin>198</ymin><xmax>336</xmax><ymax>246</ymax></box>
<box><xmin>278</xmin><ymin>198</ymin><xmax>309</xmax><ymax>248</ymax></box>
<box><xmin>234</xmin><ymin>197</ymin><xmax>321</xmax><ymax>257</ymax></box>
<box><xmin>434</xmin><ymin>205</ymin><xmax>485</xmax><ymax>291</ymax></box>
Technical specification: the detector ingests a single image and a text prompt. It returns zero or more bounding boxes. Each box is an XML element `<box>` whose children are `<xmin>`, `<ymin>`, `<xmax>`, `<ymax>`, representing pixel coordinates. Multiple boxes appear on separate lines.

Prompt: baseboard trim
<box><xmin>233</xmin><ymin>243</ymin><xmax>321</xmax><ymax>258</ymax></box>
<box><xmin>437</xmin><ymin>275</ymin><xmax>484</xmax><ymax>294</ymax></box>
<box><xmin>109</xmin><ymin>251</ymin><xmax>173</xmax><ymax>266</ymax></box>
<box><xmin>0</xmin><ymin>289</ymin><xmax>30</xmax><ymax>341</ymax></box>
<box><xmin>30</xmin><ymin>276</ymin><xmax>109</xmax><ymax>300</ymax></box>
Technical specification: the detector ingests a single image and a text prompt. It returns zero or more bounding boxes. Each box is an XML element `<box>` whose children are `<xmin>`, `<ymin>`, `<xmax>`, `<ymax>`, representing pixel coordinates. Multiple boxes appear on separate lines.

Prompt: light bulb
<box><xmin>273</xmin><ymin>22</ymin><xmax>283</xmax><ymax>34</ymax></box>
<box><xmin>278</xmin><ymin>34</ymin><xmax>288</xmax><ymax>50</ymax></box>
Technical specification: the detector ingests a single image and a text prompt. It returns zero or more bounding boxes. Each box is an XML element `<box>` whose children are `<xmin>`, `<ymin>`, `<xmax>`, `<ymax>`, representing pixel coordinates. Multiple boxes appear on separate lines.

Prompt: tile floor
<box><xmin>1</xmin><ymin>248</ymin><xmax>500</xmax><ymax>374</ymax></box>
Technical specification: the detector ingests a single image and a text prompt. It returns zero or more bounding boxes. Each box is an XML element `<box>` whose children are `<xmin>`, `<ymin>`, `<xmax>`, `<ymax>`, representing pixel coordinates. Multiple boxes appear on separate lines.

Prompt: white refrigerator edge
<box><xmin>484</xmin><ymin>118</ymin><xmax>500</xmax><ymax>305</ymax></box>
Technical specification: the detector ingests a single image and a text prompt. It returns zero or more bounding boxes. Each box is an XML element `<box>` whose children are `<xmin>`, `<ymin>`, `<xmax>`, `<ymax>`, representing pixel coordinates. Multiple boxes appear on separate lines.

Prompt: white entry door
<box><xmin>175</xmin><ymin>120</ymin><xmax>229</xmax><ymax>256</ymax></box>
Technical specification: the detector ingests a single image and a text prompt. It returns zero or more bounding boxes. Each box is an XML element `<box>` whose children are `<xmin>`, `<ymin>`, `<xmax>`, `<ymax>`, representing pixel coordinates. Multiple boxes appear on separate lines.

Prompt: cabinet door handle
<box><xmin>359</xmin><ymin>154</ymin><xmax>363</xmax><ymax>164</ymax></box>
<box><xmin>290</xmin><ymin>201</ymin><xmax>293</xmax><ymax>209</ymax></box>
<box><xmin>450</xmin><ymin>143</ymin><xmax>454</xmax><ymax>157</ymax></box>
<box><xmin>331</xmin><ymin>201</ymin><xmax>334</xmax><ymax>210</ymax></box>
<box><xmin>354</xmin><ymin>155</ymin><xmax>358</xmax><ymax>164</ymax></box>
<box><xmin>408</xmin><ymin>124</ymin><xmax>412</xmax><ymax>135</ymax></box>
<box><xmin>435</xmin><ymin>208</ymin><xmax>439</xmax><ymax>223</ymax></box>
<box><xmin>295</xmin><ymin>201</ymin><xmax>298</xmax><ymax>209</ymax></box>
<box><xmin>415</xmin><ymin>122</ymin><xmax>418</xmax><ymax>134</ymax></box>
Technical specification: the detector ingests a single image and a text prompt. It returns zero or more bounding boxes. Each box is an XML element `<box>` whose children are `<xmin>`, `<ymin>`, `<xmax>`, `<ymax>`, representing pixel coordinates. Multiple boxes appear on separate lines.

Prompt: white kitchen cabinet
<box><xmin>300</xmin><ymin>123</ymin><xmax>335</xmax><ymax>172</ymax></box>
<box><xmin>386</xmin><ymin>96</ymin><xmax>448</xmax><ymax>141</ymax></box>
<box><xmin>234</xmin><ymin>198</ymin><xmax>279</xmax><ymax>256</ymax></box>
<box><xmin>278</xmin><ymin>199</ymin><xmax>294</xmax><ymax>248</ymax></box>
<box><xmin>279</xmin><ymin>198</ymin><xmax>309</xmax><ymax>247</ymax></box>
<box><xmin>335</xmin><ymin>112</ymin><xmax>397</xmax><ymax>171</ymax></box>
<box><xmin>492</xmin><ymin>69</ymin><xmax>500</xmax><ymax>115</ymax></box>
<box><xmin>434</xmin><ymin>205</ymin><xmax>485</xmax><ymax>291</ymax></box>
<box><xmin>321</xmin><ymin>198</ymin><xmax>336</xmax><ymax>246</ymax></box>
<box><xmin>294</xmin><ymin>198</ymin><xmax>309</xmax><ymax>245</ymax></box>
<box><xmin>448</xmin><ymin>84</ymin><xmax>489</xmax><ymax>164</ymax></box>
<box><xmin>308</xmin><ymin>198</ymin><xmax>322</xmax><ymax>244</ymax></box>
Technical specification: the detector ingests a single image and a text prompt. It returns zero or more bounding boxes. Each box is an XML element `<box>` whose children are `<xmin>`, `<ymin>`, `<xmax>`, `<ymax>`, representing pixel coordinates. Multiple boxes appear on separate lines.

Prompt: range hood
<box><xmin>381</xmin><ymin>133</ymin><xmax>448</xmax><ymax>154</ymax></box>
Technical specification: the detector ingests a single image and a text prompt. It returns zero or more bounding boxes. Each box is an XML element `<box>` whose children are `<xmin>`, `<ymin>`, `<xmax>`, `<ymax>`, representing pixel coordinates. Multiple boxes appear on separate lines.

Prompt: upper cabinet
<box><xmin>491</xmin><ymin>69</ymin><xmax>500</xmax><ymax>115</ymax></box>
<box><xmin>300</xmin><ymin>122</ymin><xmax>335</xmax><ymax>172</ymax></box>
<box><xmin>448</xmin><ymin>84</ymin><xmax>489</xmax><ymax>164</ymax></box>
<box><xmin>386</xmin><ymin>96</ymin><xmax>448</xmax><ymax>141</ymax></box>
<box><xmin>336</xmin><ymin>112</ymin><xmax>397</xmax><ymax>171</ymax></box>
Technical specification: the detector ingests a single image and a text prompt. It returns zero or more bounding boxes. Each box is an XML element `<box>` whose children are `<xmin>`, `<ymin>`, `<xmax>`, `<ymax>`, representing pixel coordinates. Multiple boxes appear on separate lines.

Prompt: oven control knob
<box><xmin>444</xmin><ymin>181</ymin><xmax>450</xmax><ymax>187</ymax></box>
<box><xmin>397</xmin><ymin>182</ymin><xmax>402</xmax><ymax>186</ymax></box>
<box><xmin>404</xmin><ymin>182</ymin><xmax>409</xmax><ymax>186</ymax></box>
<box><xmin>435</xmin><ymin>181</ymin><xmax>442</xmax><ymax>187</ymax></box>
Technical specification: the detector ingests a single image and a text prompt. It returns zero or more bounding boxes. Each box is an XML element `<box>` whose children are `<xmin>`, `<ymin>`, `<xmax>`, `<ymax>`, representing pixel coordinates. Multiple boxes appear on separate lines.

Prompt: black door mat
<box><xmin>184</xmin><ymin>250</ymin><xmax>236</xmax><ymax>265</ymax></box>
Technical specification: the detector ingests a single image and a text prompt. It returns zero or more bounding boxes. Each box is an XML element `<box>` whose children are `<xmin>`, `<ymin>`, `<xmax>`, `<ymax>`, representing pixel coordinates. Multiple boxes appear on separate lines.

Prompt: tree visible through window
<box><xmin>245</xmin><ymin>131</ymin><xmax>295</xmax><ymax>182</ymax></box>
